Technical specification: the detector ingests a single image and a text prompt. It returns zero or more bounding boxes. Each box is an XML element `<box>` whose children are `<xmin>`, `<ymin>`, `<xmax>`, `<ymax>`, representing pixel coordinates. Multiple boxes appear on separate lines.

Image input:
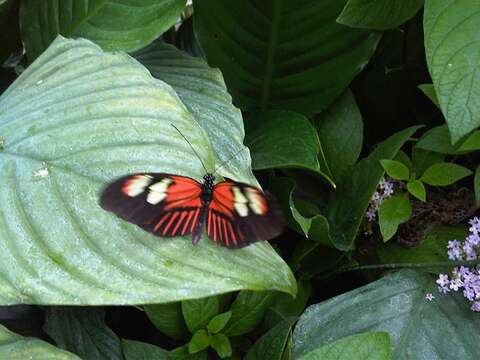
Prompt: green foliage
<box><xmin>424</xmin><ymin>0</ymin><xmax>480</xmax><ymax>143</ymax></box>
<box><xmin>338</xmin><ymin>0</ymin><xmax>424</xmax><ymax>30</ymax></box>
<box><xmin>293</xmin><ymin>270</ymin><xmax>480</xmax><ymax>359</ymax></box>
<box><xmin>378</xmin><ymin>194</ymin><xmax>412</xmax><ymax>241</ymax></box>
<box><xmin>210</xmin><ymin>334</ymin><xmax>232</xmax><ymax>359</ymax></box>
<box><xmin>380</xmin><ymin>159</ymin><xmax>410</xmax><ymax>180</ymax></box>
<box><xmin>475</xmin><ymin>166</ymin><xmax>480</xmax><ymax>207</ymax></box>
<box><xmin>122</xmin><ymin>340</ymin><xmax>168</xmax><ymax>360</ymax></box>
<box><xmin>298</xmin><ymin>332</ymin><xmax>391</xmax><ymax>360</ymax></box>
<box><xmin>188</xmin><ymin>329</ymin><xmax>211</xmax><ymax>354</ymax></box>
<box><xmin>182</xmin><ymin>296</ymin><xmax>220</xmax><ymax>333</ymax></box>
<box><xmin>194</xmin><ymin>0</ymin><xmax>380</xmax><ymax>114</ymax></box>
<box><xmin>207</xmin><ymin>311</ymin><xmax>232</xmax><ymax>334</ymax></box>
<box><xmin>407</xmin><ymin>179</ymin><xmax>426</xmax><ymax>201</ymax></box>
<box><xmin>144</xmin><ymin>302</ymin><xmax>188</xmax><ymax>340</ymax></box>
<box><xmin>420</xmin><ymin>163</ymin><xmax>472</xmax><ymax>186</ymax></box>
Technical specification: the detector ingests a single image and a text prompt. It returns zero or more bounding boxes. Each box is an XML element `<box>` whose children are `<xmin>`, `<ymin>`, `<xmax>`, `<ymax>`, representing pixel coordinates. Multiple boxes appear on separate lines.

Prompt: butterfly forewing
<box><xmin>100</xmin><ymin>173</ymin><xmax>204</xmax><ymax>237</ymax></box>
<box><xmin>207</xmin><ymin>181</ymin><xmax>284</xmax><ymax>248</ymax></box>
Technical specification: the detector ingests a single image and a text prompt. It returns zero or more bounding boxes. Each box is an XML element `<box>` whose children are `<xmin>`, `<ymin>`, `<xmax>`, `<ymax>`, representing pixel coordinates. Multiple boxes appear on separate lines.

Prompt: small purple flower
<box><xmin>469</xmin><ymin>217</ymin><xmax>480</xmax><ymax>235</ymax></box>
<box><xmin>425</xmin><ymin>293</ymin><xmax>435</xmax><ymax>301</ymax></box>
<box><xmin>365</xmin><ymin>177</ymin><xmax>395</xmax><ymax>222</ymax></box>
<box><xmin>447</xmin><ymin>240</ymin><xmax>462</xmax><ymax>260</ymax></box>
<box><xmin>471</xmin><ymin>301</ymin><xmax>480</xmax><ymax>312</ymax></box>
<box><xmin>437</xmin><ymin>274</ymin><xmax>450</xmax><ymax>287</ymax></box>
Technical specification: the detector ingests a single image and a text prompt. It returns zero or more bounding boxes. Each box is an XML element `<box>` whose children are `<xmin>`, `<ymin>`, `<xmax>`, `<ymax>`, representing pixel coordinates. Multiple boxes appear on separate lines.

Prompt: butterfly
<box><xmin>99</xmin><ymin>126</ymin><xmax>284</xmax><ymax>249</ymax></box>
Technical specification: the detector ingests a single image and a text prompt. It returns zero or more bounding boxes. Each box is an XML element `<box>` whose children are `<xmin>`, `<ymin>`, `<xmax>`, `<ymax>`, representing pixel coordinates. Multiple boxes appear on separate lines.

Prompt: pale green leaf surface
<box><xmin>338</xmin><ymin>0</ymin><xmax>424</xmax><ymax>30</ymax></box>
<box><xmin>298</xmin><ymin>332</ymin><xmax>391</xmax><ymax>360</ymax></box>
<box><xmin>424</xmin><ymin>0</ymin><xmax>480</xmax><ymax>143</ymax></box>
<box><xmin>194</xmin><ymin>0</ymin><xmax>380</xmax><ymax>115</ymax></box>
<box><xmin>0</xmin><ymin>37</ymin><xmax>295</xmax><ymax>305</ymax></box>
<box><xmin>133</xmin><ymin>41</ymin><xmax>256</xmax><ymax>185</ymax></box>
<box><xmin>0</xmin><ymin>324</ymin><xmax>80</xmax><ymax>359</ymax></box>
<box><xmin>20</xmin><ymin>0</ymin><xmax>186</xmax><ymax>61</ymax></box>
<box><xmin>293</xmin><ymin>270</ymin><xmax>480</xmax><ymax>359</ymax></box>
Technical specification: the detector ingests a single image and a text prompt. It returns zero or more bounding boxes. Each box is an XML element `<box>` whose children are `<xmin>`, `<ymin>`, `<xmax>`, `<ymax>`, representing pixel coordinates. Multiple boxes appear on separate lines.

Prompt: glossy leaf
<box><xmin>122</xmin><ymin>340</ymin><xmax>168</xmax><ymax>360</ymax></box>
<box><xmin>223</xmin><ymin>291</ymin><xmax>276</xmax><ymax>336</ymax></box>
<box><xmin>189</xmin><ymin>330</ymin><xmax>211</xmax><ymax>354</ymax></box>
<box><xmin>245</xmin><ymin>317</ymin><xmax>296</xmax><ymax>360</ymax></box>
<box><xmin>0</xmin><ymin>324</ymin><xmax>80</xmax><ymax>359</ymax></box>
<box><xmin>298</xmin><ymin>332</ymin><xmax>391</xmax><ymax>360</ymax></box>
<box><xmin>210</xmin><ymin>334</ymin><xmax>232</xmax><ymax>359</ymax></box>
<box><xmin>420</xmin><ymin>163</ymin><xmax>472</xmax><ymax>186</ymax></box>
<box><xmin>20</xmin><ymin>0</ymin><xmax>185</xmax><ymax>62</ymax></box>
<box><xmin>316</xmin><ymin>90</ymin><xmax>364</xmax><ymax>182</ymax></box>
<box><xmin>44</xmin><ymin>308</ymin><xmax>121</xmax><ymax>360</ymax></box>
<box><xmin>378</xmin><ymin>194</ymin><xmax>412</xmax><ymax>241</ymax></box>
<box><xmin>194</xmin><ymin>0</ymin><xmax>380</xmax><ymax>114</ymax></box>
<box><xmin>207</xmin><ymin>311</ymin><xmax>232</xmax><ymax>334</ymax></box>
<box><xmin>377</xmin><ymin>225</ymin><xmax>468</xmax><ymax>273</ymax></box>
<box><xmin>338</xmin><ymin>0</ymin><xmax>424</xmax><ymax>30</ymax></box>
<box><xmin>182</xmin><ymin>296</ymin><xmax>220</xmax><ymax>333</ymax></box>
<box><xmin>144</xmin><ymin>303</ymin><xmax>188</xmax><ymax>340</ymax></box>
<box><xmin>407</xmin><ymin>180</ymin><xmax>426</xmax><ymax>201</ymax></box>
<box><xmin>133</xmin><ymin>40</ymin><xmax>256</xmax><ymax>185</ymax></box>
<box><xmin>327</xmin><ymin>126</ymin><xmax>420</xmax><ymax>250</ymax></box>
<box><xmin>247</xmin><ymin>110</ymin><xmax>324</xmax><ymax>175</ymax></box>
<box><xmin>0</xmin><ymin>37</ymin><xmax>296</xmax><ymax>305</ymax></box>
<box><xmin>293</xmin><ymin>270</ymin><xmax>480</xmax><ymax>359</ymax></box>
<box><xmin>424</xmin><ymin>0</ymin><xmax>480</xmax><ymax>143</ymax></box>
<box><xmin>380</xmin><ymin>160</ymin><xmax>410</xmax><ymax>180</ymax></box>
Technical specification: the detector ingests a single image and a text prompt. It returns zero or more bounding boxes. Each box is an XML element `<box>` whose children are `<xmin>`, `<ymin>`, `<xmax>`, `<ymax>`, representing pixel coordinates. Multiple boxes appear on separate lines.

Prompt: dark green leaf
<box><xmin>245</xmin><ymin>318</ymin><xmax>296</xmax><ymax>360</ymax></box>
<box><xmin>411</xmin><ymin>147</ymin><xmax>445</xmax><ymax>176</ymax></box>
<box><xmin>378</xmin><ymin>194</ymin><xmax>412</xmax><ymax>241</ymax></box>
<box><xmin>122</xmin><ymin>340</ymin><xmax>168</xmax><ymax>360</ymax></box>
<box><xmin>0</xmin><ymin>0</ymin><xmax>21</xmax><ymax>63</ymax></box>
<box><xmin>144</xmin><ymin>303</ymin><xmax>188</xmax><ymax>340</ymax></box>
<box><xmin>337</xmin><ymin>0</ymin><xmax>424</xmax><ymax>30</ymax></box>
<box><xmin>182</xmin><ymin>296</ymin><xmax>220</xmax><ymax>333</ymax></box>
<box><xmin>377</xmin><ymin>225</ymin><xmax>468</xmax><ymax>273</ymax></box>
<box><xmin>189</xmin><ymin>330</ymin><xmax>211</xmax><ymax>354</ymax></box>
<box><xmin>407</xmin><ymin>180</ymin><xmax>426</xmax><ymax>201</ymax></box>
<box><xmin>0</xmin><ymin>323</ymin><xmax>80</xmax><ymax>359</ymax></box>
<box><xmin>393</xmin><ymin>150</ymin><xmax>412</xmax><ymax>170</ymax></box>
<box><xmin>414</xmin><ymin>125</ymin><xmax>480</xmax><ymax>155</ymax></box>
<box><xmin>418</xmin><ymin>83</ymin><xmax>440</xmax><ymax>108</ymax></box>
<box><xmin>293</xmin><ymin>270</ymin><xmax>480</xmax><ymax>359</ymax></box>
<box><xmin>170</xmin><ymin>345</ymin><xmax>206</xmax><ymax>360</ymax></box>
<box><xmin>457</xmin><ymin>131</ymin><xmax>480</xmax><ymax>152</ymax></box>
<box><xmin>247</xmin><ymin>111</ymin><xmax>324</xmax><ymax>175</ymax></box>
<box><xmin>210</xmin><ymin>334</ymin><xmax>232</xmax><ymax>359</ymax></box>
<box><xmin>43</xmin><ymin>308</ymin><xmax>122</xmax><ymax>360</ymax></box>
<box><xmin>134</xmin><ymin>40</ymin><xmax>256</xmax><ymax>184</ymax></box>
<box><xmin>424</xmin><ymin>0</ymin><xmax>480</xmax><ymax>143</ymax></box>
<box><xmin>194</xmin><ymin>0</ymin><xmax>380</xmax><ymax>114</ymax></box>
<box><xmin>316</xmin><ymin>90</ymin><xmax>364</xmax><ymax>182</ymax></box>
<box><xmin>20</xmin><ymin>0</ymin><xmax>185</xmax><ymax>62</ymax></box>
<box><xmin>420</xmin><ymin>163</ymin><xmax>472</xmax><ymax>186</ymax></box>
<box><xmin>327</xmin><ymin>126</ymin><xmax>420</xmax><ymax>250</ymax></box>
<box><xmin>380</xmin><ymin>159</ymin><xmax>410</xmax><ymax>180</ymax></box>
<box><xmin>0</xmin><ymin>37</ymin><xmax>296</xmax><ymax>305</ymax></box>
<box><xmin>298</xmin><ymin>332</ymin><xmax>391</xmax><ymax>360</ymax></box>
<box><xmin>475</xmin><ymin>166</ymin><xmax>480</xmax><ymax>207</ymax></box>
<box><xmin>223</xmin><ymin>291</ymin><xmax>276</xmax><ymax>336</ymax></box>
<box><xmin>207</xmin><ymin>311</ymin><xmax>232</xmax><ymax>334</ymax></box>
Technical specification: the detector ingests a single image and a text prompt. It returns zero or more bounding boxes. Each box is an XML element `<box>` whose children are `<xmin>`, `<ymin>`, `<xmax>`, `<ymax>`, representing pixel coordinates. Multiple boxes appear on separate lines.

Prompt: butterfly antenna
<box><xmin>171</xmin><ymin>124</ymin><xmax>209</xmax><ymax>174</ymax></box>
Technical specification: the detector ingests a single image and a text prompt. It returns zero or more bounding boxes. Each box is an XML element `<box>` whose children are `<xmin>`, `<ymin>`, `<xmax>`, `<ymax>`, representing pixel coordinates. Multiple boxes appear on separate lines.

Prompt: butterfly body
<box><xmin>100</xmin><ymin>172</ymin><xmax>283</xmax><ymax>249</ymax></box>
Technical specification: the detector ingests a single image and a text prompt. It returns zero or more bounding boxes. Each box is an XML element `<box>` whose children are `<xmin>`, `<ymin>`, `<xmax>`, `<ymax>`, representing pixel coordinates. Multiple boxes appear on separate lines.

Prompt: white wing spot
<box><xmin>233</xmin><ymin>187</ymin><xmax>249</xmax><ymax>217</ymax></box>
<box><xmin>147</xmin><ymin>178</ymin><xmax>173</xmax><ymax>205</ymax></box>
<box><xmin>124</xmin><ymin>175</ymin><xmax>153</xmax><ymax>197</ymax></box>
<box><xmin>245</xmin><ymin>188</ymin><xmax>264</xmax><ymax>214</ymax></box>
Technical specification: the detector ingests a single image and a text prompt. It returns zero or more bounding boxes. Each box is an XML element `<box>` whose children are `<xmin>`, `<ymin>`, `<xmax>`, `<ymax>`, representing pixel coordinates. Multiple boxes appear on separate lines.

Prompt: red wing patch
<box><xmin>100</xmin><ymin>173</ymin><xmax>203</xmax><ymax>237</ymax></box>
<box><xmin>207</xmin><ymin>180</ymin><xmax>284</xmax><ymax>248</ymax></box>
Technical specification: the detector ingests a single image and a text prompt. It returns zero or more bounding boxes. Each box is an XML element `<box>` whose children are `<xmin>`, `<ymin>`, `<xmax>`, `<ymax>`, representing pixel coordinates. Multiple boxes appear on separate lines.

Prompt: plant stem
<box><xmin>336</xmin><ymin>260</ymin><xmax>480</xmax><ymax>274</ymax></box>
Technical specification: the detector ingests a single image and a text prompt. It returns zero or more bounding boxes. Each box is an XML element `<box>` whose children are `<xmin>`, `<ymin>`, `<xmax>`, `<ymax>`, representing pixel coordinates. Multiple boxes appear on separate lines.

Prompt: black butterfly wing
<box><xmin>100</xmin><ymin>173</ymin><xmax>204</xmax><ymax>238</ymax></box>
<box><xmin>206</xmin><ymin>180</ymin><xmax>284</xmax><ymax>248</ymax></box>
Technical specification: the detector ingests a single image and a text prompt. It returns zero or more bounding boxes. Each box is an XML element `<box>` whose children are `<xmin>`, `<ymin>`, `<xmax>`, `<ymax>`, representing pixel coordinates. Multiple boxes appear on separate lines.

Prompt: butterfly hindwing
<box><xmin>207</xmin><ymin>180</ymin><xmax>284</xmax><ymax>248</ymax></box>
<box><xmin>100</xmin><ymin>173</ymin><xmax>204</xmax><ymax>237</ymax></box>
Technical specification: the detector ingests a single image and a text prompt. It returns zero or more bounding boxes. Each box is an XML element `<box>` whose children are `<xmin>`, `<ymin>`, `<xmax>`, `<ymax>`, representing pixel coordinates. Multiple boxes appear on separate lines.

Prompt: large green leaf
<box><xmin>194</xmin><ymin>0</ymin><xmax>381</xmax><ymax>115</ymax></box>
<box><xmin>133</xmin><ymin>40</ymin><xmax>256</xmax><ymax>185</ymax></box>
<box><xmin>122</xmin><ymin>340</ymin><xmax>168</xmax><ymax>360</ymax></box>
<box><xmin>0</xmin><ymin>323</ymin><xmax>80</xmax><ymax>359</ymax></box>
<box><xmin>424</xmin><ymin>0</ymin><xmax>480</xmax><ymax>143</ymax></box>
<box><xmin>326</xmin><ymin>126</ymin><xmax>419</xmax><ymax>250</ymax></box>
<box><xmin>316</xmin><ymin>90</ymin><xmax>363</xmax><ymax>182</ymax></box>
<box><xmin>293</xmin><ymin>270</ymin><xmax>480</xmax><ymax>359</ymax></box>
<box><xmin>43</xmin><ymin>308</ymin><xmax>122</xmax><ymax>360</ymax></box>
<box><xmin>298</xmin><ymin>332</ymin><xmax>391</xmax><ymax>360</ymax></box>
<box><xmin>144</xmin><ymin>302</ymin><xmax>188</xmax><ymax>340</ymax></box>
<box><xmin>20</xmin><ymin>0</ymin><xmax>186</xmax><ymax>62</ymax></box>
<box><xmin>337</xmin><ymin>0</ymin><xmax>424</xmax><ymax>30</ymax></box>
<box><xmin>0</xmin><ymin>37</ymin><xmax>296</xmax><ymax>305</ymax></box>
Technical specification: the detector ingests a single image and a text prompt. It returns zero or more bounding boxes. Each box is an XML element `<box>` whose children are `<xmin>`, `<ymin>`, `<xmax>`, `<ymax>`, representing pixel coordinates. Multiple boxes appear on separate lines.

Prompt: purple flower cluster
<box><xmin>436</xmin><ymin>217</ymin><xmax>480</xmax><ymax>311</ymax></box>
<box><xmin>365</xmin><ymin>177</ymin><xmax>395</xmax><ymax>222</ymax></box>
